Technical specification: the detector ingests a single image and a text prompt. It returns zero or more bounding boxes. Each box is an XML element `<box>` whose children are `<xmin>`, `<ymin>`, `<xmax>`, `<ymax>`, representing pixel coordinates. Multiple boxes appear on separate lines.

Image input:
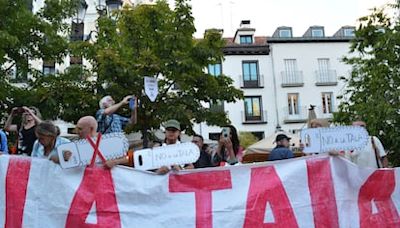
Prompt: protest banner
<box><xmin>0</xmin><ymin>155</ymin><xmax>399</xmax><ymax>227</ymax></box>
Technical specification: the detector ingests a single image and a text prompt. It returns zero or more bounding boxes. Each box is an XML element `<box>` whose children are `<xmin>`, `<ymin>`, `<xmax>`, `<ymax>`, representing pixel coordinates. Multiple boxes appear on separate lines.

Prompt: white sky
<box><xmin>172</xmin><ymin>0</ymin><xmax>394</xmax><ymax>38</ymax></box>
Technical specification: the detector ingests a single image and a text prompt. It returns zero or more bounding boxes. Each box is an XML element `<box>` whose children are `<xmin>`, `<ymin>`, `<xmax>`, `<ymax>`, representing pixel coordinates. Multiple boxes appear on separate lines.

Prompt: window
<box><xmin>317</xmin><ymin>58</ymin><xmax>330</xmax><ymax>81</ymax></box>
<box><xmin>210</xmin><ymin>100</ymin><xmax>224</xmax><ymax>113</ymax></box>
<box><xmin>71</xmin><ymin>22</ymin><xmax>84</xmax><ymax>41</ymax></box>
<box><xmin>311</xmin><ymin>29</ymin><xmax>324</xmax><ymax>37</ymax></box>
<box><xmin>283</xmin><ymin>59</ymin><xmax>300</xmax><ymax>85</ymax></box>
<box><xmin>244</xmin><ymin>96</ymin><xmax>262</xmax><ymax>121</ymax></box>
<box><xmin>240</xmin><ymin>35</ymin><xmax>253</xmax><ymax>44</ymax></box>
<box><xmin>43</xmin><ymin>61</ymin><xmax>55</xmax><ymax>75</ymax></box>
<box><xmin>287</xmin><ymin>93</ymin><xmax>299</xmax><ymax>115</ymax></box>
<box><xmin>343</xmin><ymin>28</ymin><xmax>355</xmax><ymax>37</ymax></box>
<box><xmin>322</xmin><ymin>92</ymin><xmax>333</xmax><ymax>114</ymax></box>
<box><xmin>279</xmin><ymin>29</ymin><xmax>292</xmax><ymax>38</ymax></box>
<box><xmin>242</xmin><ymin>61</ymin><xmax>259</xmax><ymax>87</ymax></box>
<box><xmin>208</xmin><ymin>63</ymin><xmax>222</xmax><ymax>76</ymax></box>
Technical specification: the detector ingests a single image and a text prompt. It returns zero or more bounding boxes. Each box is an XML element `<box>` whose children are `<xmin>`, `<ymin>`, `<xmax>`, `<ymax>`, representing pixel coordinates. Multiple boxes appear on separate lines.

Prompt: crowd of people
<box><xmin>0</xmin><ymin>94</ymin><xmax>390</xmax><ymax>172</ymax></box>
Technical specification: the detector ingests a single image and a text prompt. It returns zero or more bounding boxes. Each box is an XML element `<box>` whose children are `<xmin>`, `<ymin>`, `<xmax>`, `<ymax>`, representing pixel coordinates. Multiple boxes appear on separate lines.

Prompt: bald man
<box><xmin>76</xmin><ymin>116</ymin><xmax>98</xmax><ymax>139</ymax></box>
<box><xmin>63</xmin><ymin>116</ymin><xmax>129</xmax><ymax>168</ymax></box>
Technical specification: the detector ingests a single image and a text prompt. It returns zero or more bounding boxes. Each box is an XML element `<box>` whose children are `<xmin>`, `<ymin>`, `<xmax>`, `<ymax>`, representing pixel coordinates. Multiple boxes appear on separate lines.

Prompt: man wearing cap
<box><xmin>268</xmin><ymin>134</ymin><xmax>294</xmax><ymax>161</ymax></box>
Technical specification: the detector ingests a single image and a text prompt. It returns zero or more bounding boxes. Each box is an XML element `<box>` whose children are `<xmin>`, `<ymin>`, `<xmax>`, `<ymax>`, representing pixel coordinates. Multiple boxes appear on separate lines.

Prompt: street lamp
<box><xmin>106</xmin><ymin>0</ymin><xmax>123</xmax><ymax>17</ymax></box>
<box><xmin>72</xmin><ymin>0</ymin><xmax>88</xmax><ymax>24</ymax></box>
<box><xmin>96</xmin><ymin>0</ymin><xmax>107</xmax><ymax>15</ymax></box>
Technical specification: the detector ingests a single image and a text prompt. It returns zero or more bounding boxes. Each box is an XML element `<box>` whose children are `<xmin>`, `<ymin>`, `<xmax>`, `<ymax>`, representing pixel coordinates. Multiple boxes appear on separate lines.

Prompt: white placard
<box><xmin>144</xmin><ymin>76</ymin><xmax>158</xmax><ymax>102</ymax></box>
<box><xmin>57</xmin><ymin>133</ymin><xmax>129</xmax><ymax>168</ymax></box>
<box><xmin>133</xmin><ymin>142</ymin><xmax>200</xmax><ymax>170</ymax></box>
<box><xmin>300</xmin><ymin>126</ymin><xmax>369</xmax><ymax>153</ymax></box>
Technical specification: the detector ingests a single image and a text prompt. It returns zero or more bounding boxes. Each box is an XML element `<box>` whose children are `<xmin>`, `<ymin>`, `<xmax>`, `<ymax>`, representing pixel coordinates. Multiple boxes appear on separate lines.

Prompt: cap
<box><xmin>164</xmin><ymin>119</ymin><xmax>181</xmax><ymax>131</ymax></box>
<box><xmin>275</xmin><ymin>134</ymin><xmax>291</xmax><ymax>142</ymax></box>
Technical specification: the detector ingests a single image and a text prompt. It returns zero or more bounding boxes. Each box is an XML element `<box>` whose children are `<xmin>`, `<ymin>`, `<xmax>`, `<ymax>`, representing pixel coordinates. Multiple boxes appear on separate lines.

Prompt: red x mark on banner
<box><xmin>86</xmin><ymin>133</ymin><xmax>107</xmax><ymax>167</ymax></box>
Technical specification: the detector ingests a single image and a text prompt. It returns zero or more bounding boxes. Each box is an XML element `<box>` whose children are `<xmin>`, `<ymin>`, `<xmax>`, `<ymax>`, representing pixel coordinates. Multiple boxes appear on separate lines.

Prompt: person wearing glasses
<box><xmin>346</xmin><ymin>121</ymin><xmax>388</xmax><ymax>168</ymax></box>
<box><xmin>5</xmin><ymin>106</ymin><xmax>42</xmax><ymax>156</ymax></box>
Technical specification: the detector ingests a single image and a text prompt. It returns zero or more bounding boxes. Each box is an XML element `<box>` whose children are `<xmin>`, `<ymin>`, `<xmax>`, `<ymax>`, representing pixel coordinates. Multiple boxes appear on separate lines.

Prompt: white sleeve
<box><xmin>372</xmin><ymin>136</ymin><xmax>386</xmax><ymax>158</ymax></box>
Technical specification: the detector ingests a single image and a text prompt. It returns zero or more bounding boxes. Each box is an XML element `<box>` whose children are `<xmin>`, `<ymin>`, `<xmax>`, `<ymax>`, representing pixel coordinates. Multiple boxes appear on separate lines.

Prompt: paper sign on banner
<box><xmin>57</xmin><ymin>133</ymin><xmax>129</xmax><ymax>168</ymax></box>
<box><xmin>144</xmin><ymin>76</ymin><xmax>158</xmax><ymax>102</ymax></box>
<box><xmin>133</xmin><ymin>142</ymin><xmax>200</xmax><ymax>170</ymax></box>
<box><xmin>300</xmin><ymin>126</ymin><xmax>369</xmax><ymax>153</ymax></box>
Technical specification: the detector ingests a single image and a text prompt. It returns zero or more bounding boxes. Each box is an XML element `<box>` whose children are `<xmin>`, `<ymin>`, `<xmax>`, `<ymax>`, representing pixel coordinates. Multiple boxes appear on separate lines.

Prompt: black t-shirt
<box><xmin>19</xmin><ymin>126</ymin><xmax>37</xmax><ymax>156</ymax></box>
<box><xmin>193</xmin><ymin>150</ymin><xmax>214</xmax><ymax>168</ymax></box>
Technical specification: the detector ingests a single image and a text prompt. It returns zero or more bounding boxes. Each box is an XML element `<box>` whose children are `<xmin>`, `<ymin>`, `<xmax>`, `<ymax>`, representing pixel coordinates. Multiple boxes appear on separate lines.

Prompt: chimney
<box><xmin>240</xmin><ymin>20</ymin><xmax>251</xmax><ymax>28</ymax></box>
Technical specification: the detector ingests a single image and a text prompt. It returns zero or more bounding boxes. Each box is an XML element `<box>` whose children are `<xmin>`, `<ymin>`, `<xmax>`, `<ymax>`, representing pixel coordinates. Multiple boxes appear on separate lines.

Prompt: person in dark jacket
<box><xmin>268</xmin><ymin>134</ymin><xmax>294</xmax><ymax>161</ymax></box>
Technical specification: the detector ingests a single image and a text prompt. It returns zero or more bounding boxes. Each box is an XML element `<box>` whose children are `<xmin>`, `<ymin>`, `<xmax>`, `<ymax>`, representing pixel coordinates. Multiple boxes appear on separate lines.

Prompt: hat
<box><xmin>164</xmin><ymin>119</ymin><xmax>181</xmax><ymax>131</ymax></box>
<box><xmin>275</xmin><ymin>134</ymin><xmax>291</xmax><ymax>142</ymax></box>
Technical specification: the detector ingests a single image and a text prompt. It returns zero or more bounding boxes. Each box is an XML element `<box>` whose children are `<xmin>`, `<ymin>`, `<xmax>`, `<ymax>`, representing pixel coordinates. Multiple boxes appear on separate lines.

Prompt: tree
<box><xmin>334</xmin><ymin>2</ymin><xmax>400</xmax><ymax>165</ymax></box>
<box><xmin>239</xmin><ymin>132</ymin><xmax>259</xmax><ymax>149</ymax></box>
<box><xmin>0</xmin><ymin>0</ymin><xmax>82</xmax><ymax>122</ymax></box>
<box><xmin>82</xmin><ymin>0</ymin><xmax>243</xmax><ymax>146</ymax></box>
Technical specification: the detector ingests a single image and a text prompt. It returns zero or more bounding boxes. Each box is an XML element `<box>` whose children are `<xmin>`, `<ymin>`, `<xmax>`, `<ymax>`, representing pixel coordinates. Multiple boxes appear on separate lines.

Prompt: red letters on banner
<box><xmin>169</xmin><ymin>170</ymin><xmax>232</xmax><ymax>228</ymax></box>
<box><xmin>306</xmin><ymin>158</ymin><xmax>339</xmax><ymax>228</ymax></box>
<box><xmin>243</xmin><ymin>166</ymin><xmax>299</xmax><ymax>228</ymax></box>
<box><xmin>358</xmin><ymin>170</ymin><xmax>400</xmax><ymax>227</ymax></box>
<box><xmin>5</xmin><ymin>157</ymin><xmax>31</xmax><ymax>228</ymax></box>
<box><xmin>65</xmin><ymin>166</ymin><xmax>121</xmax><ymax>228</ymax></box>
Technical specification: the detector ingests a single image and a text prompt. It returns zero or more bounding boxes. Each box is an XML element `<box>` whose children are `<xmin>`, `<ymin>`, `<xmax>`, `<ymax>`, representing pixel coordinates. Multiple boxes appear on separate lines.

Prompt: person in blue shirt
<box><xmin>0</xmin><ymin>129</ymin><xmax>8</xmax><ymax>154</ymax></box>
<box><xmin>268</xmin><ymin>134</ymin><xmax>294</xmax><ymax>161</ymax></box>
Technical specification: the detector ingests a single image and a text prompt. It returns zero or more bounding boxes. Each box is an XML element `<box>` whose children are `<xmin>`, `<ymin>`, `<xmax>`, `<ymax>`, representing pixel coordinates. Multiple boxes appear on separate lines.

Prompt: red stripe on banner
<box><xmin>169</xmin><ymin>170</ymin><xmax>232</xmax><ymax>228</ymax></box>
<box><xmin>306</xmin><ymin>158</ymin><xmax>339</xmax><ymax>228</ymax></box>
<box><xmin>358</xmin><ymin>169</ymin><xmax>400</xmax><ymax>227</ymax></box>
<box><xmin>65</xmin><ymin>166</ymin><xmax>121</xmax><ymax>228</ymax></box>
<box><xmin>5</xmin><ymin>157</ymin><xmax>32</xmax><ymax>228</ymax></box>
<box><xmin>244</xmin><ymin>166</ymin><xmax>299</xmax><ymax>228</ymax></box>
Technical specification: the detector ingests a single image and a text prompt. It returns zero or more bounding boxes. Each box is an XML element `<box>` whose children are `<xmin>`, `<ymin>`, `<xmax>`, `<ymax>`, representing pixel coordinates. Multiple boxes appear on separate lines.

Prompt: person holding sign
<box><xmin>31</xmin><ymin>121</ymin><xmax>70</xmax><ymax>163</ymax></box>
<box><xmin>345</xmin><ymin>121</ymin><xmax>388</xmax><ymax>168</ymax></box>
<box><xmin>96</xmin><ymin>95</ymin><xmax>137</xmax><ymax>134</ymax></box>
<box><xmin>156</xmin><ymin>119</ymin><xmax>194</xmax><ymax>174</ymax></box>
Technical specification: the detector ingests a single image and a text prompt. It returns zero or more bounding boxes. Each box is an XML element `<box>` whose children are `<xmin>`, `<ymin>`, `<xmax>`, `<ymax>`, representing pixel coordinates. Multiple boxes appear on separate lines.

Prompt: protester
<box><xmin>309</xmin><ymin>119</ymin><xmax>329</xmax><ymax>128</ymax></box>
<box><xmin>96</xmin><ymin>95</ymin><xmax>136</xmax><ymax>134</ymax></box>
<box><xmin>345</xmin><ymin>121</ymin><xmax>388</xmax><ymax>168</ymax></box>
<box><xmin>62</xmin><ymin>116</ymin><xmax>130</xmax><ymax>168</ymax></box>
<box><xmin>268</xmin><ymin>134</ymin><xmax>294</xmax><ymax>161</ymax></box>
<box><xmin>212</xmin><ymin>125</ymin><xmax>243</xmax><ymax>166</ymax></box>
<box><xmin>31</xmin><ymin>121</ymin><xmax>70</xmax><ymax>163</ymax></box>
<box><xmin>192</xmin><ymin>134</ymin><xmax>214</xmax><ymax>168</ymax></box>
<box><xmin>0</xmin><ymin>129</ymin><xmax>8</xmax><ymax>154</ymax></box>
<box><xmin>156</xmin><ymin>119</ymin><xmax>194</xmax><ymax>174</ymax></box>
<box><xmin>5</xmin><ymin>106</ymin><xmax>41</xmax><ymax>156</ymax></box>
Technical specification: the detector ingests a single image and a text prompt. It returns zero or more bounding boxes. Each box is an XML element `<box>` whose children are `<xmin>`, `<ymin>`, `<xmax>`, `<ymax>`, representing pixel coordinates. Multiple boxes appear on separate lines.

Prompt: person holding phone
<box><xmin>212</xmin><ymin>125</ymin><xmax>243</xmax><ymax>166</ymax></box>
<box><xmin>4</xmin><ymin>106</ymin><xmax>42</xmax><ymax>156</ymax></box>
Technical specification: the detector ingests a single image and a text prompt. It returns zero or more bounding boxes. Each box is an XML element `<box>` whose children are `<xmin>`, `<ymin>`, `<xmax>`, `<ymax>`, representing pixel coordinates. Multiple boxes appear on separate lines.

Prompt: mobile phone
<box><xmin>222</xmin><ymin>127</ymin><xmax>230</xmax><ymax>139</ymax></box>
<box><xmin>129</xmin><ymin>97</ymin><xmax>136</xmax><ymax>110</ymax></box>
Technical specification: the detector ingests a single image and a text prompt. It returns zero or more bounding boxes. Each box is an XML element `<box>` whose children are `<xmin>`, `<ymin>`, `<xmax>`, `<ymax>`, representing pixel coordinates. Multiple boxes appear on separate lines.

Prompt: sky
<box><xmin>170</xmin><ymin>0</ymin><xmax>394</xmax><ymax>38</ymax></box>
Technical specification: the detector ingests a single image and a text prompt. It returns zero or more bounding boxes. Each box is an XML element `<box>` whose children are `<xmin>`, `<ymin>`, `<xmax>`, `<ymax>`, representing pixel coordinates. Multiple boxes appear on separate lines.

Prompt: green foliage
<box><xmin>239</xmin><ymin>132</ymin><xmax>259</xmax><ymax>149</ymax></box>
<box><xmin>334</xmin><ymin>2</ymin><xmax>400</xmax><ymax>165</ymax></box>
<box><xmin>84</xmin><ymin>0</ymin><xmax>243</xmax><ymax>135</ymax></box>
<box><xmin>0</xmin><ymin>0</ymin><xmax>81</xmax><ymax>123</ymax></box>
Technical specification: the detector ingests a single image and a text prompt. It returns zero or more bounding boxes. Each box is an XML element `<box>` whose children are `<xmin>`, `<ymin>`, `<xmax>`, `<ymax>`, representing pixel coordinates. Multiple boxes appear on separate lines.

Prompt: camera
<box><xmin>222</xmin><ymin>127</ymin><xmax>230</xmax><ymax>139</ymax></box>
<box><xmin>15</xmin><ymin>107</ymin><xmax>25</xmax><ymax>114</ymax></box>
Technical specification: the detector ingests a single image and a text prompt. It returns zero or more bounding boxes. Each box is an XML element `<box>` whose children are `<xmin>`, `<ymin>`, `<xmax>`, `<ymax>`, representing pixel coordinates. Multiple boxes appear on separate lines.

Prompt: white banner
<box><xmin>144</xmin><ymin>76</ymin><xmax>158</xmax><ymax>102</ymax></box>
<box><xmin>1</xmin><ymin>155</ymin><xmax>399</xmax><ymax>227</ymax></box>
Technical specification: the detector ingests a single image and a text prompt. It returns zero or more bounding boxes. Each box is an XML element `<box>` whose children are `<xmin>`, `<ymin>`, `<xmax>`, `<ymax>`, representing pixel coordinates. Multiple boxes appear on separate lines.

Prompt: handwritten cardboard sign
<box><xmin>133</xmin><ymin>142</ymin><xmax>200</xmax><ymax>170</ymax></box>
<box><xmin>300</xmin><ymin>126</ymin><xmax>369</xmax><ymax>153</ymax></box>
<box><xmin>144</xmin><ymin>76</ymin><xmax>158</xmax><ymax>102</ymax></box>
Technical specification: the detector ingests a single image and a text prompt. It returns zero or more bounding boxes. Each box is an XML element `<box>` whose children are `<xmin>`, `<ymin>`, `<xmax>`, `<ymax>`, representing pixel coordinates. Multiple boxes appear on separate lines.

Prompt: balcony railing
<box><xmin>283</xmin><ymin>106</ymin><xmax>308</xmax><ymax>123</ymax></box>
<box><xmin>315</xmin><ymin>70</ymin><xmax>337</xmax><ymax>86</ymax></box>
<box><xmin>209</xmin><ymin>102</ymin><xmax>225</xmax><ymax>113</ymax></box>
<box><xmin>241</xmin><ymin>110</ymin><xmax>268</xmax><ymax>124</ymax></box>
<box><xmin>240</xmin><ymin>74</ymin><xmax>264</xmax><ymax>88</ymax></box>
<box><xmin>281</xmin><ymin>71</ymin><xmax>304</xmax><ymax>87</ymax></box>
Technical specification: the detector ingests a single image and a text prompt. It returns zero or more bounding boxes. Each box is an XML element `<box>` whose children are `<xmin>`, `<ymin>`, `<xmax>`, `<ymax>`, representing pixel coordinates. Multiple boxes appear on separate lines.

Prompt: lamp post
<box><xmin>72</xmin><ymin>0</ymin><xmax>88</xmax><ymax>24</ymax></box>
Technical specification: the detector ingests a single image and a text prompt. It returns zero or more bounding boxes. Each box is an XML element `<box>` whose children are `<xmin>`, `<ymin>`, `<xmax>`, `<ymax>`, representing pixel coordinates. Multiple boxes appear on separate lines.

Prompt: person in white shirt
<box><xmin>346</xmin><ymin>121</ymin><xmax>388</xmax><ymax>168</ymax></box>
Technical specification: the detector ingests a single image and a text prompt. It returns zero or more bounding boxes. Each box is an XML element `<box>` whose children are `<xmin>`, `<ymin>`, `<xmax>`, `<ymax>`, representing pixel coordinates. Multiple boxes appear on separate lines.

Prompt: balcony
<box><xmin>315</xmin><ymin>70</ymin><xmax>337</xmax><ymax>86</ymax></box>
<box><xmin>283</xmin><ymin>106</ymin><xmax>308</xmax><ymax>123</ymax></box>
<box><xmin>240</xmin><ymin>74</ymin><xmax>264</xmax><ymax>88</ymax></box>
<box><xmin>242</xmin><ymin>111</ymin><xmax>268</xmax><ymax>124</ymax></box>
<box><xmin>209</xmin><ymin>102</ymin><xmax>225</xmax><ymax>113</ymax></box>
<box><xmin>281</xmin><ymin>71</ymin><xmax>304</xmax><ymax>87</ymax></box>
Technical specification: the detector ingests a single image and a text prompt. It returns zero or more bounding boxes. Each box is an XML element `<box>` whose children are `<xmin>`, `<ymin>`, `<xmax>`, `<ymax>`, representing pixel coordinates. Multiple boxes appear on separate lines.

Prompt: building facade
<box><xmin>193</xmin><ymin>21</ymin><xmax>356</xmax><ymax>141</ymax></box>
